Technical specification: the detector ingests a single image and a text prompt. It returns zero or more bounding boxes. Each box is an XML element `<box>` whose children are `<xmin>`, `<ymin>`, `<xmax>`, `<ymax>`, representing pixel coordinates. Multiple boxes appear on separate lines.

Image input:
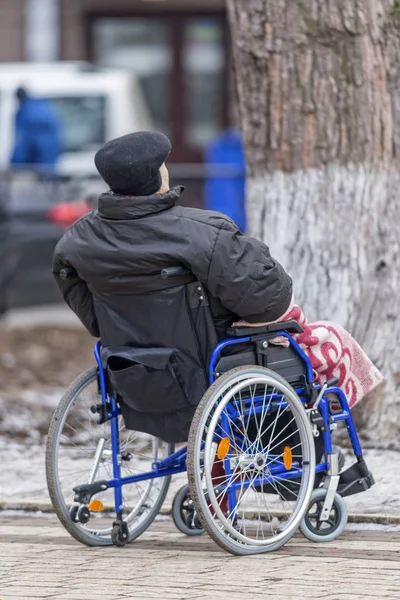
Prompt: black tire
<box><xmin>46</xmin><ymin>367</ymin><xmax>172</xmax><ymax>547</ymax></box>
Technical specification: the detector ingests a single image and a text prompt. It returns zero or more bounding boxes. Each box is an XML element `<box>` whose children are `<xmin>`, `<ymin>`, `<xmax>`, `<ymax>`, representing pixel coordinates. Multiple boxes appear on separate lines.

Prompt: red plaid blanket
<box><xmin>270</xmin><ymin>305</ymin><xmax>383</xmax><ymax>407</ymax></box>
<box><xmin>235</xmin><ymin>304</ymin><xmax>383</xmax><ymax>408</ymax></box>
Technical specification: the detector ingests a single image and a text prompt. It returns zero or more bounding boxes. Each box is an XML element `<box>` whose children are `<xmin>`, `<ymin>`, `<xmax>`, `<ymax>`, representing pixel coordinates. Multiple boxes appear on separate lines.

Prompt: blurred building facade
<box><xmin>0</xmin><ymin>0</ymin><xmax>246</xmax><ymax>311</ymax></box>
<box><xmin>0</xmin><ymin>0</ymin><xmax>230</xmax><ymax>165</ymax></box>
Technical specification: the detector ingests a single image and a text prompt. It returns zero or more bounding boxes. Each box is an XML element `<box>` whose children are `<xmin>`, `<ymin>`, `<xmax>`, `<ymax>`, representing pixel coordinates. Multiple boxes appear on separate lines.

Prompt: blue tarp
<box><xmin>204</xmin><ymin>129</ymin><xmax>246</xmax><ymax>232</ymax></box>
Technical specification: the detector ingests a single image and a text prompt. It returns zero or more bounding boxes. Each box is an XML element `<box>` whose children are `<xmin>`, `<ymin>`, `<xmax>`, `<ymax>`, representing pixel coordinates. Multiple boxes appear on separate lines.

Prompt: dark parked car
<box><xmin>0</xmin><ymin>172</ymin><xmax>92</xmax><ymax>312</ymax></box>
<box><xmin>0</xmin><ymin>168</ymin><xmax>229</xmax><ymax>313</ymax></box>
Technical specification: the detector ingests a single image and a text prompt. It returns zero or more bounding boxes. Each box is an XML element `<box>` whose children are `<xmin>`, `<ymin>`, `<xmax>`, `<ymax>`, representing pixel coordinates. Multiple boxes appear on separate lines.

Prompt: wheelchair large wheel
<box><xmin>46</xmin><ymin>367</ymin><xmax>172</xmax><ymax>547</ymax></box>
<box><xmin>187</xmin><ymin>366</ymin><xmax>316</xmax><ymax>556</ymax></box>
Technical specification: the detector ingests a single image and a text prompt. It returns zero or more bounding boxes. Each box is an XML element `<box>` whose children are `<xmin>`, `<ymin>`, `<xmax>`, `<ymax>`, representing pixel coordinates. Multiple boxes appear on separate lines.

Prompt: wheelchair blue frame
<box><xmin>93</xmin><ymin>332</ymin><xmax>364</xmax><ymax>517</ymax></box>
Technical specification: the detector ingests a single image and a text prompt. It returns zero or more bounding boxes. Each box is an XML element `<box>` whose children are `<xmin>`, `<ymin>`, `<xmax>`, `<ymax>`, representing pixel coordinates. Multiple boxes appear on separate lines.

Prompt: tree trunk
<box><xmin>227</xmin><ymin>0</ymin><xmax>400</xmax><ymax>447</ymax></box>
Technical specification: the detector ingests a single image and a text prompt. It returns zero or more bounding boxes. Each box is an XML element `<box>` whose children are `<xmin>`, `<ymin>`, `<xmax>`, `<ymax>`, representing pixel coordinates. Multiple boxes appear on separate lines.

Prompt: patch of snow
<box><xmin>345</xmin><ymin>522</ymin><xmax>400</xmax><ymax>532</ymax></box>
<box><xmin>341</xmin><ymin>448</ymin><xmax>400</xmax><ymax>516</ymax></box>
<box><xmin>0</xmin><ymin>388</ymin><xmax>62</xmax><ymax>441</ymax></box>
<box><xmin>0</xmin><ymin>440</ymin><xmax>399</xmax><ymax>518</ymax></box>
<box><xmin>0</xmin><ymin>509</ymin><xmax>56</xmax><ymax>519</ymax></box>
<box><xmin>3</xmin><ymin>305</ymin><xmax>83</xmax><ymax>329</ymax></box>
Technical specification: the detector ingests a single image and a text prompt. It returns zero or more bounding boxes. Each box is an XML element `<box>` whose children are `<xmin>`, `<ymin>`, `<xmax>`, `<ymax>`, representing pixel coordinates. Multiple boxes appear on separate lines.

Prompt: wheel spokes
<box><xmin>194</xmin><ymin>373</ymin><xmax>315</xmax><ymax>549</ymax></box>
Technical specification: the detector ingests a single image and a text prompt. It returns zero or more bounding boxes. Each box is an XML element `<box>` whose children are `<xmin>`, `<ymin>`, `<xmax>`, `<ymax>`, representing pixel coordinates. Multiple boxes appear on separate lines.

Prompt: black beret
<box><xmin>94</xmin><ymin>131</ymin><xmax>171</xmax><ymax>197</ymax></box>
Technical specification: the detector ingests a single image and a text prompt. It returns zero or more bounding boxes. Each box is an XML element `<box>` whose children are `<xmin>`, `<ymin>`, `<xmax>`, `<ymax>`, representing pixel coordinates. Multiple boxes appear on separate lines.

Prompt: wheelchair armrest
<box><xmin>161</xmin><ymin>266</ymin><xmax>191</xmax><ymax>279</ymax></box>
<box><xmin>227</xmin><ymin>319</ymin><xmax>304</xmax><ymax>337</ymax></box>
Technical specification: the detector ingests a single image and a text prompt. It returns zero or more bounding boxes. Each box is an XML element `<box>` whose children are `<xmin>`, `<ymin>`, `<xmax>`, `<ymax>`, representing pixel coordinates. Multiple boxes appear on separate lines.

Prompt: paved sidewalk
<box><xmin>1</xmin><ymin>515</ymin><xmax>399</xmax><ymax>600</ymax></box>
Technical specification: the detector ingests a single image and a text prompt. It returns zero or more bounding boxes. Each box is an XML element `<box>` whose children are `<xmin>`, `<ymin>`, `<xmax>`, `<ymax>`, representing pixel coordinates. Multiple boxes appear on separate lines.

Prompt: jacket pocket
<box><xmin>104</xmin><ymin>346</ymin><xmax>189</xmax><ymax>414</ymax></box>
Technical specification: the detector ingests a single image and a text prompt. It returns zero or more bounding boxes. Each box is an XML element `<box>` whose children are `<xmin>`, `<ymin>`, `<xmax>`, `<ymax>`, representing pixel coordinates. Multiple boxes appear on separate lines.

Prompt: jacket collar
<box><xmin>97</xmin><ymin>185</ymin><xmax>184</xmax><ymax>220</ymax></box>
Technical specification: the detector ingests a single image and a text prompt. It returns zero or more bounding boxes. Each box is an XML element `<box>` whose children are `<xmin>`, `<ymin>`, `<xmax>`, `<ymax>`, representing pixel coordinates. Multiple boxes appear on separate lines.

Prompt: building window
<box><xmin>93</xmin><ymin>19</ymin><xmax>172</xmax><ymax>136</ymax></box>
<box><xmin>49</xmin><ymin>95</ymin><xmax>106</xmax><ymax>153</ymax></box>
<box><xmin>183</xmin><ymin>18</ymin><xmax>224</xmax><ymax>147</ymax></box>
<box><xmin>92</xmin><ymin>14</ymin><xmax>227</xmax><ymax>161</ymax></box>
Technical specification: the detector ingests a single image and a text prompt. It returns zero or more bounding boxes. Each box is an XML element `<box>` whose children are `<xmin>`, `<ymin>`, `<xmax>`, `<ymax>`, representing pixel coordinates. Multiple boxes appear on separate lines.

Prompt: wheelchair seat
<box><xmin>215</xmin><ymin>320</ymin><xmax>308</xmax><ymax>387</ymax></box>
<box><xmin>215</xmin><ymin>344</ymin><xmax>307</xmax><ymax>387</ymax></box>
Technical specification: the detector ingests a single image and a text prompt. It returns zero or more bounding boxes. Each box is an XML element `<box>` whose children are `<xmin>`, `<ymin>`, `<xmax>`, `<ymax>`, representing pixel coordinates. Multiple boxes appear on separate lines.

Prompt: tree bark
<box><xmin>227</xmin><ymin>0</ymin><xmax>400</xmax><ymax>447</ymax></box>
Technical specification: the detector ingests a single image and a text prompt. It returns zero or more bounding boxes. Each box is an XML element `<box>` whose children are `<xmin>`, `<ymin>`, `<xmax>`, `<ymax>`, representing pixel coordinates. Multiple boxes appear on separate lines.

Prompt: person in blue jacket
<box><xmin>10</xmin><ymin>87</ymin><xmax>62</xmax><ymax>170</ymax></box>
<box><xmin>204</xmin><ymin>128</ymin><xmax>246</xmax><ymax>232</ymax></box>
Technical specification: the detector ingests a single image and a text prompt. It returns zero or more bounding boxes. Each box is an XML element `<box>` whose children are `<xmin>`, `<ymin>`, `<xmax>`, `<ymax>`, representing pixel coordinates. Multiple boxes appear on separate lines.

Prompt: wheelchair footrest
<box><xmin>337</xmin><ymin>457</ymin><xmax>375</xmax><ymax>498</ymax></box>
<box><xmin>73</xmin><ymin>480</ymin><xmax>109</xmax><ymax>504</ymax></box>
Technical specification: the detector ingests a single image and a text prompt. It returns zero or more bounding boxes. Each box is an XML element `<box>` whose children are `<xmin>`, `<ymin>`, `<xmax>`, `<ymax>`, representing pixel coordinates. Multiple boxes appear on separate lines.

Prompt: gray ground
<box><xmin>1</xmin><ymin>516</ymin><xmax>400</xmax><ymax>600</ymax></box>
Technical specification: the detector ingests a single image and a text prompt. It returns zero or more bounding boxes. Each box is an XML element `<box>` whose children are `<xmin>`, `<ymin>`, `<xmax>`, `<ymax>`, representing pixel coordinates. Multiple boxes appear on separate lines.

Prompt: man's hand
<box><xmin>232</xmin><ymin>319</ymin><xmax>275</xmax><ymax>327</ymax></box>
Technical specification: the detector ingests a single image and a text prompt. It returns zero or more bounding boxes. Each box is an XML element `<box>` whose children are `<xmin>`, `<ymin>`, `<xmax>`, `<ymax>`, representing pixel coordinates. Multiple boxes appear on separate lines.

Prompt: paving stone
<box><xmin>0</xmin><ymin>516</ymin><xmax>399</xmax><ymax>600</ymax></box>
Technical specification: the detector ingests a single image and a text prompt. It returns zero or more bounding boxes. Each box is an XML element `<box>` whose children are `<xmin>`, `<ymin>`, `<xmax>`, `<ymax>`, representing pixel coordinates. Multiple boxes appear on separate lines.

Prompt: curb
<box><xmin>1</xmin><ymin>502</ymin><xmax>400</xmax><ymax>526</ymax></box>
<box><xmin>346</xmin><ymin>513</ymin><xmax>400</xmax><ymax>526</ymax></box>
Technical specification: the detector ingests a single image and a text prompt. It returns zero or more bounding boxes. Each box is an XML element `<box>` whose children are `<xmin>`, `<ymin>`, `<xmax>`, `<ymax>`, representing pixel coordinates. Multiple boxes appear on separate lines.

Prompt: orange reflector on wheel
<box><xmin>88</xmin><ymin>499</ymin><xmax>104</xmax><ymax>512</ymax></box>
<box><xmin>217</xmin><ymin>437</ymin><xmax>231</xmax><ymax>460</ymax></box>
<box><xmin>283</xmin><ymin>446</ymin><xmax>293</xmax><ymax>470</ymax></box>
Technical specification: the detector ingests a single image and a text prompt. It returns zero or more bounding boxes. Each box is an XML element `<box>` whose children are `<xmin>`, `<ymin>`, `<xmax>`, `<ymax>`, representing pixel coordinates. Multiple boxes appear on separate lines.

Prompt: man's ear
<box><xmin>157</xmin><ymin>163</ymin><xmax>170</xmax><ymax>194</ymax></box>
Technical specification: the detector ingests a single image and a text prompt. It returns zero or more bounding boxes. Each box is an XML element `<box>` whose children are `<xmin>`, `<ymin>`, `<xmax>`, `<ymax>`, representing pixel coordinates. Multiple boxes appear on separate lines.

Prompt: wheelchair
<box><xmin>46</xmin><ymin>267</ymin><xmax>375</xmax><ymax>556</ymax></box>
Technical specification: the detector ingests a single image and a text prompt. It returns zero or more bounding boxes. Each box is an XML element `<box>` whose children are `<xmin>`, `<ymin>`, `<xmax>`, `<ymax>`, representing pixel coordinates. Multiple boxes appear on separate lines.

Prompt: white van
<box><xmin>0</xmin><ymin>62</ymin><xmax>152</xmax><ymax>175</ymax></box>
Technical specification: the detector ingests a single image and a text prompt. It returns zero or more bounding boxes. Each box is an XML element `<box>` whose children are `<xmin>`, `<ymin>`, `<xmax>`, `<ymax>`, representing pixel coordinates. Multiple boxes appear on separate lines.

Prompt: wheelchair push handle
<box><xmin>161</xmin><ymin>266</ymin><xmax>191</xmax><ymax>279</ymax></box>
<box><xmin>59</xmin><ymin>267</ymin><xmax>77</xmax><ymax>280</ymax></box>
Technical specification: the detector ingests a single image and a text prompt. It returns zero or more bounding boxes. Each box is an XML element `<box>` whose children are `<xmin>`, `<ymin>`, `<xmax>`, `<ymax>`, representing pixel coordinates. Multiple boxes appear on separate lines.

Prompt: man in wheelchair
<box><xmin>53</xmin><ymin>131</ymin><xmax>297</xmax><ymax>441</ymax></box>
<box><xmin>53</xmin><ymin>131</ymin><xmax>381</xmax><ymax>442</ymax></box>
<box><xmin>50</xmin><ymin>131</ymin><xmax>382</xmax><ymax>552</ymax></box>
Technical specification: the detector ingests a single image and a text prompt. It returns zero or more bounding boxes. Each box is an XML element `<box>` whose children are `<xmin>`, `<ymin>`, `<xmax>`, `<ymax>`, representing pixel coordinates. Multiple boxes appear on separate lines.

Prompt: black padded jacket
<box><xmin>53</xmin><ymin>186</ymin><xmax>292</xmax><ymax>441</ymax></box>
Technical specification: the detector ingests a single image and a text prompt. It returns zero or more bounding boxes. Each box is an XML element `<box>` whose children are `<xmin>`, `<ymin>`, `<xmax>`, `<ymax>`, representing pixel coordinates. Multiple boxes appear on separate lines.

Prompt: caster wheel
<box><xmin>69</xmin><ymin>505</ymin><xmax>79</xmax><ymax>523</ymax></box>
<box><xmin>77</xmin><ymin>505</ymin><xmax>90</xmax><ymax>524</ymax></box>
<box><xmin>172</xmin><ymin>485</ymin><xmax>205</xmax><ymax>536</ymax></box>
<box><xmin>111</xmin><ymin>520</ymin><xmax>129</xmax><ymax>547</ymax></box>
<box><xmin>70</xmin><ymin>505</ymin><xmax>90</xmax><ymax>524</ymax></box>
<box><xmin>300</xmin><ymin>488</ymin><xmax>348</xmax><ymax>542</ymax></box>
